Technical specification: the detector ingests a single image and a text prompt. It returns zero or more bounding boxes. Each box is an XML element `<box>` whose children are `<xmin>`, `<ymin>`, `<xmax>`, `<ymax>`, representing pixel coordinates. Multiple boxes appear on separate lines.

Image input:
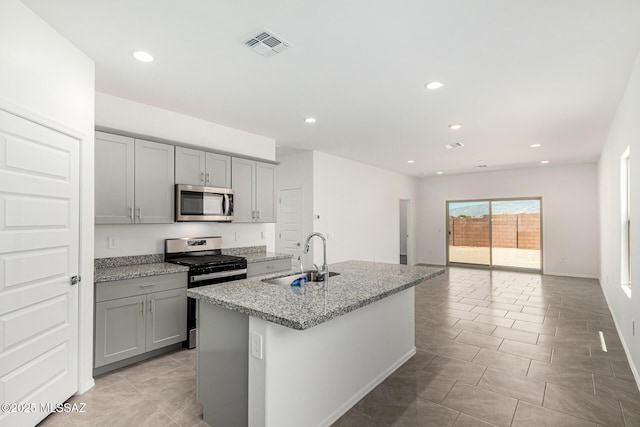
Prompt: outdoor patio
<box><xmin>449</xmin><ymin>246</ymin><xmax>541</xmax><ymax>270</ymax></box>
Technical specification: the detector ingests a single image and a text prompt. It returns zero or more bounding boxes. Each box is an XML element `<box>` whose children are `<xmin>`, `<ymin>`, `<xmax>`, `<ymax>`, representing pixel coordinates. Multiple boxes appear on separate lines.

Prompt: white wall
<box><xmin>312</xmin><ymin>151</ymin><xmax>419</xmax><ymax>265</ymax></box>
<box><xmin>417</xmin><ymin>164</ymin><xmax>599</xmax><ymax>278</ymax></box>
<box><xmin>276</xmin><ymin>150</ymin><xmax>315</xmax><ymax>268</ymax></box>
<box><xmin>1</xmin><ymin>0</ymin><xmax>95</xmax><ymax>393</ymax></box>
<box><xmin>94</xmin><ymin>93</ymin><xmax>278</xmax><ymax>257</ymax></box>
<box><xmin>598</xmin><ymin>48</ymin><xmax>640</xmax><ymax>383</ymax></box>
<box><xmin>96</xmin><ymin>92</ymin><xmax>275</xmax><ymax>161</ymax></box>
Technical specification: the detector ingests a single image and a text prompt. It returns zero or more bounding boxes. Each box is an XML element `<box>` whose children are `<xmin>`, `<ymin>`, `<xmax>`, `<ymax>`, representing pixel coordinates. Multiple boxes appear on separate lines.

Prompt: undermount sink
<box><xmin>263</xmin><ymin>271</ymin><xmax>340</xmax><ymax>287</ymax></box>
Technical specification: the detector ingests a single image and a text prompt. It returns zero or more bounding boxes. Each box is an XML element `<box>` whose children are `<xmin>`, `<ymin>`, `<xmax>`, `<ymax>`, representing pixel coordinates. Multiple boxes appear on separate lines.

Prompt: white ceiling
<box><xmin>22</xmin><ymin>0</ymin><xmax>640</xmax><ymax>176</ymax></box>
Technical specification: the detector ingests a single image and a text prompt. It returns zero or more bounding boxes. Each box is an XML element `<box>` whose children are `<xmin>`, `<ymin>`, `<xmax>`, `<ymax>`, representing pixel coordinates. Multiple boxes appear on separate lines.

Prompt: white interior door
<box><xmin>0</xmin><ymin>109</ymin><xmax>79</xmax><ymax>427</ymax></box>
<box><xmin>278</xmin><ymin>188</ymin><xmax>303</xmax><ymax>268</ymax></box>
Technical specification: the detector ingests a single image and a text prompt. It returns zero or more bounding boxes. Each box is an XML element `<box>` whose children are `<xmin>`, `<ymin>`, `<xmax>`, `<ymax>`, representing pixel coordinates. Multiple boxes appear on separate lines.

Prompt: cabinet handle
<box><xmin>200</xmin><ymin>172</ymin><xmax>205</xmax><ymax>183</ymax></box>
<box><xmin>148</xmin><ymin>300</ymin><xmax>153</xmax><ymax>313</ymax></box>
<box><xmin>140</xmin><ymin>301</ymin><xmax>144</xmax><ymax>315</ymax></box>
<box><xmin>137</xmin><ymin>207</ymin><xmax>142</xmax><ymax>221</ymax></box>
<box><xmin>257</xmin><ymin>211</ymin><xmax>261</xmax><ymax>219</ymax></box>
<box><xmin>129</xmin><ymin>206</ymin><xmax>134</xmax><ymax>220</ymax></box>
<box><xmin>251</xmin><ymin>211</ymin><xmax>255</xmax><ymax>219</ymax></box>
<box><xmin>139</xmin><ymin>284</ymin><xmax>155</xmax><ymax>288</ymax></box>
<box><xmin>205</xmin><ymin>172</ymin><xmax>210</xmax><ymax>183</ymax></box>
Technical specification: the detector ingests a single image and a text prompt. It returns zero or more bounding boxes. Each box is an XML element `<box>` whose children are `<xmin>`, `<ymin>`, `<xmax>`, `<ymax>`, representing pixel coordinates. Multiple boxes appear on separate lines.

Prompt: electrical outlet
<box><xmin>108</xmin><ymin>236</ymin><xmax>118</xmax><ymax>249</ymax></box>
<box><xmin>261</xmin><ymin>231</ymin><xmax>265</xmax><ymax>240</ymax></box>
<box><xmin>235</xmin><ymin>232</ymin><xmax>239</xmax><ymax>242</ymax></box>
<box><xmin>251</xmin><ymin>332</ymin><xmax>263</xmax><ymax>360</ymax></box>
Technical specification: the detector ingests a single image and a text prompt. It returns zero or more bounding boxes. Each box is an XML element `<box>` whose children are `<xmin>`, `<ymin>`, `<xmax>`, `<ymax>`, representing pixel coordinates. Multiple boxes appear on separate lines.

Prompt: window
<box><xmin>621</xmin><ymin>147</ymin><xmax>631</xmax><ymax>292</ymax></box>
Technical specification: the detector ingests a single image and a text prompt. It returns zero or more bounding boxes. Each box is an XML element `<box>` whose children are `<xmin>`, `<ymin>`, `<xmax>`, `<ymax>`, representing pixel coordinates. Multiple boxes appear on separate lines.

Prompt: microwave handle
<box><xmin>223</xmin><ymin>194</ymin><xmax>230</xmax><ymax>216</ymax></box>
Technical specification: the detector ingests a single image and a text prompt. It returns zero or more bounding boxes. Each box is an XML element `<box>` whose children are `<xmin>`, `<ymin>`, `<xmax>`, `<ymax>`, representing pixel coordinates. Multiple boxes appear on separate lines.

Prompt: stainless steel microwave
<box><xmin>175</xmin><ymin>185</ymin><xmax>234</xmax><ymax>222</ymax></box>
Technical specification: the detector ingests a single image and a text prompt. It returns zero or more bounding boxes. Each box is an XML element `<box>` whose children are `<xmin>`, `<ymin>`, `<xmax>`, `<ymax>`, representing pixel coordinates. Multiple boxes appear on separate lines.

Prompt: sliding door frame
<box><xmin>446</xmin><ymin>196</ymin><xmax>543</xmax><ymax>273</ymax></box>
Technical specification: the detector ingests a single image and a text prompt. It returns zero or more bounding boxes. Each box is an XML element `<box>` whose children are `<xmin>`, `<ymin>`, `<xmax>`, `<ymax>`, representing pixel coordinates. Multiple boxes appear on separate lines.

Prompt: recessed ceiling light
<box><xmin>304</xmin><ymin>117</ymin><xmax>316</xmax><ymax>123</ymax></box>
<box><xmin>133</xmin><ymin>51</ymin><xmax>154</xmax><ymax>62</ymax></box>
<box><xmin>436</xmin><ymin>171</ymin><xmax>443</xmax><ymax>175</ymax></box>
<box><xmin>407</xmin><ymin>160</ymin><xmax>415</xmax><ymax>164</ymax></box>
<box><xmin>530</xmin><ymin>144</ymin><xmax>543</xmax><ymax>148</ymax></box>
<box><xmin>448</xmin><ymin>123</ymin><xmax>462</xmax><ymax>130</ymax></box>
<box><xmin>425</xmin><ymin>81</ymin><xmax>444</xmax><ymax>90</ymax></box>
<box><xmin>541</xmin><ymin>160</ymin><xmax>550</xmax><ymax>164</ymax></box>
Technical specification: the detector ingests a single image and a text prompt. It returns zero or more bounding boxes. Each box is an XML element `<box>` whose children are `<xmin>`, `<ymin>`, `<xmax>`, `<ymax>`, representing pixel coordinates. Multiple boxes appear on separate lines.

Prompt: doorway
<box><xmin>399</xmin><ymin>200</ymin><xmax>410</xmax><ymax>265</ymax></box>
<box><xmin>447</xmin><ymin>198</ymin><xmax>542</xmax><ymax>271</ymax></box>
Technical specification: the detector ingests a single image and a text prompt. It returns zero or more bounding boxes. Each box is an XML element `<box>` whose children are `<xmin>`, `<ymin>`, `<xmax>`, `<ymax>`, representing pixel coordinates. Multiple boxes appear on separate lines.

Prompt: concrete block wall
<box><xmin>450</xmin><ymin>213</ymin><xmax>540</xmax><ymax>249</ymax></box>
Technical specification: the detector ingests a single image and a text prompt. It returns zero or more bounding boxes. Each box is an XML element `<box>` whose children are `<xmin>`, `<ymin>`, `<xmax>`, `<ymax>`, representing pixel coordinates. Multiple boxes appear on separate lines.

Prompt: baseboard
<box><xmin>543</xmin><ymin>271</ymin><xmax>599</xmax><ymax>279</ymax></box>
<box><xmin>319</xmin><ymin>347</ymin><xmax>417</xmax><ymax>427</ymax></box>
<box><xmin>598</xmin><ymin>278</ymin><xmax>640</xmax><ymax>392</ymax></box>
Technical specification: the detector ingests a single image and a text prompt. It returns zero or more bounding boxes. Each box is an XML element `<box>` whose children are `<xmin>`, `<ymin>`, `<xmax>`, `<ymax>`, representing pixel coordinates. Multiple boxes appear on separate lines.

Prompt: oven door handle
<box><xmin>190</xmin><ymin>269</ymin><xmax>247</xmax><ymax>284</ymax></box>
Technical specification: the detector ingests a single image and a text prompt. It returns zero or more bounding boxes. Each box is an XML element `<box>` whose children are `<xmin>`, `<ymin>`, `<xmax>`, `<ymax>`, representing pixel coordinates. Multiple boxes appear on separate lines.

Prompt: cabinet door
<box><xmin>95</xmin><ymin>295</ymin><xmax>146</xmax><ymax>368</ymax></box>
<box><xmin>231</xmin><ymin>157</ymin><xmax>255</xmax><ymax>223</ymax></box>
<box><xmin>135</xmin><ymin>139</ymin><xmax>175</xmax><ymax>223</ymax></box>
<box><xmin>206</xmin><ymin>152</ymin><xmax>231</xmax><ymax>188</ymax></box>
<box><xmin>175</xmin><ymin>146</ymin><xmax>206</xmax><ymax>185</ymax></box>
<box><xmin>146</xmin><ymin>288</ymin><xmax>187</xmax><ymax>351</ymax></box>
<box><xmin>95</xmin><ymin>132</ymin><xmax>135</xmax><ymax>224</ymax></box>
<box><xmin>255</xmin><ymin>162</ymin><xmax>277</xmax><ymax>223</ymax></box>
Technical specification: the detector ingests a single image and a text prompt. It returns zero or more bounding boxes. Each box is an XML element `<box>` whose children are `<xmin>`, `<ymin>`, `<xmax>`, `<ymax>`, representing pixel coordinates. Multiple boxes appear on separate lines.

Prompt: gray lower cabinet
<box><xmin>247</xmin><ymin>258</ymin><xmax>291</xmax><ymax>277</ymax></box>
<box><xmin>94</xmin><ymin>273</ymin><xmax>187</xmax><ymax>369</ymax></box>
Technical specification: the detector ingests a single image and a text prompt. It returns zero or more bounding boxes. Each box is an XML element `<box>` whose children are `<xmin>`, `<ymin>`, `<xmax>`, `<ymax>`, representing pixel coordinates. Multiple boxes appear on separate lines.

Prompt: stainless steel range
<box><xmin>164</xmin><ymin>236</ymin><xmax>247</xmax><ymax>349</ymax></box>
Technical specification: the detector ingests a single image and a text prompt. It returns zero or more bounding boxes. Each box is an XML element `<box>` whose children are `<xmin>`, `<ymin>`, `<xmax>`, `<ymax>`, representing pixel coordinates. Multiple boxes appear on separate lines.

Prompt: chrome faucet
<box><xmin>303</xmin><ymin>232</ymin><xmax>328</xmax><ymax>280</ymax></box>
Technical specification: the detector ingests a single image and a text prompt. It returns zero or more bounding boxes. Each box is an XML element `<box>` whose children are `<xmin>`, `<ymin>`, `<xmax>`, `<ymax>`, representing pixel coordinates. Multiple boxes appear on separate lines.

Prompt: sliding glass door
<box><xmin>447</xmin><ymin>201</ymin><xmax>491</xmax><ymax>266</ymax></box>
<box><xmin>447</xmin><ymin>198</ymin><xmax>542</xmax><ymax>271</ymax></box>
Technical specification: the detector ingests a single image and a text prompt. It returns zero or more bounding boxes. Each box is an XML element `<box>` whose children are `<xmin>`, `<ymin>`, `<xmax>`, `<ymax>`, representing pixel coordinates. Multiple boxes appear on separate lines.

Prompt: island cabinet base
<box><xmin>197</xmin><ymin>287</ymin><xmax>415</xmax><ymax>427</ymax></box>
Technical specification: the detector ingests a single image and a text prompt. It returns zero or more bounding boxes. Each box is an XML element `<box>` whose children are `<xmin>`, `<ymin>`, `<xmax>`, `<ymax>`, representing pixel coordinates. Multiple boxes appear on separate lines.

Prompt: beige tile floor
<box><xmin>40</xmin><ymin>267</ymin><xmax>639</xmax><ymax>427</ymax></box>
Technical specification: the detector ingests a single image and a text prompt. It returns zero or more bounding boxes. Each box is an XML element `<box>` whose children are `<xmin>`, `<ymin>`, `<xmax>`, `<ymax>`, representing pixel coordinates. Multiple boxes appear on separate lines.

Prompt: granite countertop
<box><xmin>188</xmin><ymin>261</ymin><xmax>445</xmax><ymax>330</ymax></box>
<box><xmin>242</xmin><ymin>252</ymin><xmax>292</xmax><ymax>263</ymax></box>
<box><xmin>94</xmin><ymin>248</ymin><xmax>290</xmax><ymax>283</ymax></box>
<box><xmin>95</xmin><ymin>263</ymin><xmax>189</xmax><ymax>283</ymax></box>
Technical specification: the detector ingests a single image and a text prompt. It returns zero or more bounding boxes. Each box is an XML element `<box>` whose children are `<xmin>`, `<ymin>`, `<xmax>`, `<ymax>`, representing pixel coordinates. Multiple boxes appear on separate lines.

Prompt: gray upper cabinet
<box><xmin>231</xmin><ymin>158</ymin><xmax>276</xmax><ymax>223</ymax></box>
<box><xmin>255</xmin><ymin>162</ymin><xmax>276</xmax><ymax>222</ymax></box>
<box><xmin>175</xmin><ymin>146</ymin><xmax>231</xmax><ymax>188</ymax></box>
<box><xmin>175</xmin><ymin>146</ymin><xmax>206</xmax><ymax>185</ymax></box>
<box><xmin>95</xmin><ymin>131</ymin><xmax>174</xmax><ymax>224</ymax></box>
<box><xmin>206</xmin><ymin>152</ymin><xmax>232</xmax><ymax>188</ymax></box>
<box><xmin>95</xmin><ymin>132</ymin><xmax>135</xmax><ymax>224</ymax></box>
<box><xmin>135</xmin><ymin>139</ymin><xmax>175</xmax><ymax>223</ymax></box>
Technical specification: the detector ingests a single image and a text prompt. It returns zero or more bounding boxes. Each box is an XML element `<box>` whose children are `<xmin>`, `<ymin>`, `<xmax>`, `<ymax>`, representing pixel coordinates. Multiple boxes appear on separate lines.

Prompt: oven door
<box><xmin>175</xmin><ymin>184</ymin><xmax>234</xmax><ymax>222</ymax></box>
<box><xmin>185</xmin><ymin>268</ymin><xmax>247</xmax><ymax>349</ymax></box>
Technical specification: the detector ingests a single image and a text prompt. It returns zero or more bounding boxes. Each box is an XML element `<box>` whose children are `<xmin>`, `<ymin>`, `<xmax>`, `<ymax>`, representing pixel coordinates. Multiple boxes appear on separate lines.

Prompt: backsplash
<box><xmin>95</xmin><ymin>223</ymin><xmax>275</xmax><ymax>258</ymax></box>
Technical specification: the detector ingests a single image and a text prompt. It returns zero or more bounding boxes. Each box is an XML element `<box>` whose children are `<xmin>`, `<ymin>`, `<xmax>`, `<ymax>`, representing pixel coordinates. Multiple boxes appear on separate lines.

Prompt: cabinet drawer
<box><xmin>246</xmin><ymin>258</ymin><xmax>291</xmax><ymax>277</ymax></box>
<box><xmin>96</xmin><ymin>272</ymin><xmax>188</xmax><ymax>302</ymax></box>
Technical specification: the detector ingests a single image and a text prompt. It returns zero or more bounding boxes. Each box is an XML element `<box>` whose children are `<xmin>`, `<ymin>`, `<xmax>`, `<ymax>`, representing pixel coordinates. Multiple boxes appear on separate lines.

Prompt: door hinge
<box><xmin>70</xmin><ymin>275</ymin><xmax>81</xmax><ymax>286</ymax></box>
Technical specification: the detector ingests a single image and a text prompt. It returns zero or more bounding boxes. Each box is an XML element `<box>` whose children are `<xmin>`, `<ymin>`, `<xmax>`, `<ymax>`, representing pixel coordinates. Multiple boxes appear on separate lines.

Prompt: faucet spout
<box><xmin>303</xmin><ymin>232</ymin><xmax>328</xmax><ymax>279</ymax></box>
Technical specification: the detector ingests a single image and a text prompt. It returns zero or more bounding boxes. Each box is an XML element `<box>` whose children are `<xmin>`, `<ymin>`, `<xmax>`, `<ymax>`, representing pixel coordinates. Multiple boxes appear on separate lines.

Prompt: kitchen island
<box><xmin>188</xmin><ymin>261</ymin><xmax>444</xmax><ymax>427</ymax></box>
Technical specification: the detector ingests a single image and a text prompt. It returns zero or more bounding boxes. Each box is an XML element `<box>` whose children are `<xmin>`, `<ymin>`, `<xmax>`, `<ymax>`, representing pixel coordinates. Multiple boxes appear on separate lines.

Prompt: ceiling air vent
<box><xmin>244</xmin><ymin>30</ymin><xmax>291</xmax><ymax>58</ymax></box>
